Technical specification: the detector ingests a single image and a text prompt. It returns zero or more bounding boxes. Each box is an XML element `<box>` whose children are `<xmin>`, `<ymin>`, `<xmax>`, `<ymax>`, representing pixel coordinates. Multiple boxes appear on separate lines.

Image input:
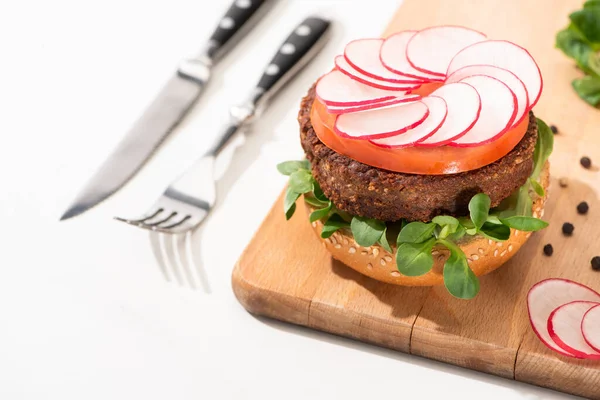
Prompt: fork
<box><xmin>116</xmin><ymin>17</ymin><xmax>331</xmax><ymax>234</ymax></box>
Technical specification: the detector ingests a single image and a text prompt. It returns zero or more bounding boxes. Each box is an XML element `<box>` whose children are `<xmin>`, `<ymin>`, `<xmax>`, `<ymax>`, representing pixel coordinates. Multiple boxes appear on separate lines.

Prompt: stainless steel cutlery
<box><xmin>115</xmin><ymin>17</ymin><xmax>332</xmax><ymax>234</ymax></box>
<box><xmin>61</xmin><ymin>0</ymin><xmax>275</xmax><ymax>221</ymax></box>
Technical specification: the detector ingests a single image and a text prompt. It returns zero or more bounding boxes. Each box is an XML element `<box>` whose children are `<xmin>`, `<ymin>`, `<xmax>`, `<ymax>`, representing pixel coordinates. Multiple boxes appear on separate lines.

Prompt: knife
<box><xmin>60</xmin><ymin>0</ymin><xmax>275</xmax><ymax>221</ymax></box>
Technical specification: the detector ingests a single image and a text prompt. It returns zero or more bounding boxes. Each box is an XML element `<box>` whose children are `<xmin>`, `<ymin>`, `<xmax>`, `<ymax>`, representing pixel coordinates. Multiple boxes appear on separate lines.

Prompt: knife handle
<box><xmin>206</xmin><ymin>0</ymin><xmax>275</xmax><ymax>63</ymax></box>
<box><xmin>254</xmin><ymin>17</ymin><xmax>331</xmax><ymax>105</ymax></box>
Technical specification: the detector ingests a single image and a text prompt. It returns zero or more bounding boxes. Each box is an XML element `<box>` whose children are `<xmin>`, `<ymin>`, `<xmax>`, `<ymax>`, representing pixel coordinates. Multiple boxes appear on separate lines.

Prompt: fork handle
<box><xmin>254</xmin><ymin>17</ymin><xmax>332</xmax><ymax>106</ymax></box>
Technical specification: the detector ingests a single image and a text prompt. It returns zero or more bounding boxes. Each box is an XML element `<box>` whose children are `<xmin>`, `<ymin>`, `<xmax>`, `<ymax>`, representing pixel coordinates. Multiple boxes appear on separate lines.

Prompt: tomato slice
<box><xmin>310</xmin><ymin>96</ymin><xmax>529</xmax><ymax>175</ymax></box>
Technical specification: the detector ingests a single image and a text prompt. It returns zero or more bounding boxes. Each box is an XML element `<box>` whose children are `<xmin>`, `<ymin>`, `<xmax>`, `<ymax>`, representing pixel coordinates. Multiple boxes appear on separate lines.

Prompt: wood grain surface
<box><xmin>232</xmin><ymin>0</ymin><xmax>600</xmax><ymax>397</ymax></box>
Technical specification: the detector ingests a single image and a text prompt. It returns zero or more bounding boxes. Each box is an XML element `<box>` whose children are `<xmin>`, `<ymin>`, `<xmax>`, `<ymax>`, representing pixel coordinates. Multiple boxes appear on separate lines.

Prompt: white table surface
<box><xmin>0</xmin><ymin>1</ymin><xmax>579</xmax><ymax>398</ymax></box>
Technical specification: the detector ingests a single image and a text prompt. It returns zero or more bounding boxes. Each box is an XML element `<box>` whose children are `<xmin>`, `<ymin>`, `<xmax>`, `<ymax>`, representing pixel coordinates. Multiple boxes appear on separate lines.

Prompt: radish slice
<box><xmin>527</xmin><ymin>278</ymin><xmax>600</xmax><ymax>357</ymax></box>
<box><xmin>380</xmin><ymin>31</ymin><xmax>445</xmax><ymax>81</ymax></box>
<box><xmin>370</xmin><ymin>96</ymin><xmax>447</xmax><ymax>148</ymax></box>
<box><xmin>327</xmin><ymin>96</ymin><xmax>419</xmax><ymax>114</ymax></box>
<box><xmin>548</xmin><ymin>301</ymin><xmax>600</xmax><ymax>359</ymax></box>
<box><xmin>446</xmin><ymin>65</ymin><xmax>529</xmax><ymax>126</ymax></box>
<box><xmin>344</xmin><ymin>38</ymin><xmax>428</xmax><ymax>84</ymax></box>
<box><xmin>417</xmin><ymin>82</ymin><xmax>480</xmax><ymax>147</ymax></box>
<box><xmin>406</xmin><ymin>26</ymin><xmax>486</xmax><ymax>76</ymax></box>
<box><xmin>449</xmin><ymin>75</ymin><xmax>516</xmax><ymax>147</ymax></box>
<box><xmin>316</xmin><ymin>70</ymin><xmax>408</xmax><ymax>107</ymax></box>
<box><xmin>334</xmin><ymin>101</ymin><xmax>429</xmax><ymax>140</ymax></box>
<box><xmin>582</xmin><ymin>305</ymin><xmax>600</xmax><ymax>353</ymax></box>
<box><xmin>447</xmin><ymin>40</ymin><xmax>543</xmax><ymax>108</ymax></box>
<box><xmin>335</xmin><ymin>56</ymin><xmax>421</xmax><ymax>91</ymax></box>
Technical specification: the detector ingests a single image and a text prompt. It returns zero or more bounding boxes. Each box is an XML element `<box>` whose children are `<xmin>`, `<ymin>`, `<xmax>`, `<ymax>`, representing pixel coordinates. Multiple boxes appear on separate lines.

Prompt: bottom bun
<box><xmin>307</xmin><ymin>163</ymin><xmax>550</xmax><ymax>287</ymax></box>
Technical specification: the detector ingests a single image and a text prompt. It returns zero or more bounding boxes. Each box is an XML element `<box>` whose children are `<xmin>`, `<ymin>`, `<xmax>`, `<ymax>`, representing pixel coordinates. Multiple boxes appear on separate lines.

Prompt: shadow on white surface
<box><xmin>255</xmin><ymin>316</ymin><xmax>583</xmax><ymax>400</ymax></box>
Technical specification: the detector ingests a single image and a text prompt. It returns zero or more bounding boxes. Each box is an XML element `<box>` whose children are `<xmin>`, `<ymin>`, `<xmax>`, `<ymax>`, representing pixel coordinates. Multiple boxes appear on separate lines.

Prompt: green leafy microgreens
<box><xmin>321</xmin><ymin>214</ymin><xmax>350</xmax><ymax>239</ymax></box>
<box><xmin>351</xmin><ymin>216</ymin><xmax>386</xmax><ymax>247</ymax></box>
<box><xmin>469</xmin><ymin>193</ymin><xmax>491</xmax><ymax>230</ymax></box>
<box><xmin>396</xmin><ymin>239</ymin><xmax>436</xmax><ymax>276</ymax></box>
<box><xmin>277</xmin><ymin>119</ymin><xmax>552</xmax><ymax>299</ymax></box>
<box><xmin>438</xmin><ymin>239</ymin><xmax>480</xmax><ymax>299</ymax></box>
<box><xmin>556</xmin><ymin>6</ymin><xmax>600</xmax><ymax>106</ymax></box>
<box><xmin>309</xmin><ymin>201</ymin><xmax>332</xmax><ymax>223</ymax></box>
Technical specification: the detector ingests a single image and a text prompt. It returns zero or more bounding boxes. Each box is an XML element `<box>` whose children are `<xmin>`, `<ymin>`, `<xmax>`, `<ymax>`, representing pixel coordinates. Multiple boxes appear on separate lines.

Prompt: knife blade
<box><xmin>61</xmin><ymin>0</ymin><xmax>275</xmax><ymax>221</ymax></box>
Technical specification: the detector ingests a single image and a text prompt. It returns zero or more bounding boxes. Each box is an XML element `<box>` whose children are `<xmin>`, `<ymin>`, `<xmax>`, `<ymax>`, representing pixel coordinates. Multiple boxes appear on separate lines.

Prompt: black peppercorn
<box><xmin>577</xmin><ymin>201</ymin><xmax>589</xmax><ymax>215</ymax></box>
<box><xmin>580</xmin><ymin>156</ymin><xmax>592</xmax><ymax>169</ymax></box>
<box><xmin>562</xmin><ymin>222</ymin><xmax>574</xmax><ymax>236</ymax></box>
<box><xmin>543</xmin><ymin>244</ymin><xmax>553</xmax><ymax>256</ymax></box>
<box><xmin>592</xmin><ymin>256</ymin><xmax>600</xmax><ymax>271</ymax></box>
<box><xmin>550</xmin><ymin>125</ymin><xmax>558</xmax><ymax>134</ymax></box>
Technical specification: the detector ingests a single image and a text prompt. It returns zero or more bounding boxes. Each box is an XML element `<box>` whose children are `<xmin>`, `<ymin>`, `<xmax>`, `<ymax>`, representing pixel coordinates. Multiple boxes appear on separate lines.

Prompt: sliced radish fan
<box><xmin>417</xmin><ymin>82</ymin><xmax>480</xmax><ymax>147</ymax></box>
<box><xmin>406</xmin><ymin>26</ymin><xmax>486</xmax><ymax>76</ymax></box>
<box><xmin>380</xmin><ymin>31</ymin><xmax>445</xmax><ymax>81</ymax></box>
<box><xmin>314</xmin><ymin>25</ymin><xmax>543</xmax><ymax>149</ymax></box>
<box><xmin>445</xmin><ymin>65</ymin><xmax>529</xmax><ymax>126</ymax></box>
<box><xmin>344</xmin><ymin>39</ymin><xmax>427</xmax><ymax>84</ymax></box>
<box><xmin>371</xmin><ymin>96</ymin><xmax>447</xmax><ymax>148</ymax></box>
<box><xmin>582</xmin><ymin>305</ymin><xmax>600</xmax><ymax>353</ymax></box>
<box><xmin>449</xmin><ymin>75</ymin><xmax>516</xmax><ymax>147</ymax></box>
<box><xmin>527</xmin><ymin>278</ymin><xmax>600</xmax><ymax>358</ymax></box>
<box><xmin>548</xmin><ymin>301</ymin><xmax>600</xmax><ymax>359</ymax></box>
<box><xmin>334</xmin><ymin>101</ymin><xmax>429</xmax><ymax>139</ymax></box>
<box><xmin>335</xmin><ymin>56</ymin><xmax>421</xmax><ymax>91</ymax></box>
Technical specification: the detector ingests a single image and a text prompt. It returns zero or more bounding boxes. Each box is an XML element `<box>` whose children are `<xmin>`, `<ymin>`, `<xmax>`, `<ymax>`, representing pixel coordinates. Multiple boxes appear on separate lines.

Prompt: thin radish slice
<box><xmin>370</xmin><ymin>96</ymin><xmax>447</xmax><ymax>148</ymax></box>
<box><xmin>449</xmin><ymin>75</ymin><xmax>516</xmax><ymax>147</ymax></box>
<box><xmin>316</xmin><ymin>70</ymin><xmax>407</xmax><ymax>107</ymax></box>
<box><xmin>380</xmin><ymin>31</ymin><xmax>445</xmax><ymax>81</ymax></box>
<box><xmin>582</xmin><ymin>305</ymin><xmax>600</xmax><ymax>353</ymax></box>
<box><xmin>527</xmin><ymin>278</ymin><xmax>600</xmax><ymax>357</ymax></box>
<box><xmin>417</xmin><ymin>82</ymin><xmax>480</xmax><ymax>147</ymax></box>
<box><xmin>335</xmin><ymin>56</ymin><xmax>421</xmax><ymax>91</ymax></box>
<box><xmin>327</xmin><ymin>96</ymin><xmax>419</xmax><ymax>114</ymax></box>
<box><xmin>334</xmin><ymin>101</ymin><xmax>429</xmax><ymax>140</ymax></box>
<box><xmin>446</xmin><ymin>65</ymin><xmax>529</xmax><ymax>127</ymax></box>
<box><xmin>406</xmin><ymin>26</ymin><xmax>486</xmax><ymax>76</ymax></box>
<box><xmin>548</xmin><ymin>301</ymin><xmax>600</xmax><ymax>359</ymax></box>
<box><xmin>447</xmin><ymin>40</ymin><xmax>543</xmax><ymax>108</ymax></box>
<box><xmin>344</xmin><ymin>38</ymin><xmax>428</xmax><ymax>84</ymax></box>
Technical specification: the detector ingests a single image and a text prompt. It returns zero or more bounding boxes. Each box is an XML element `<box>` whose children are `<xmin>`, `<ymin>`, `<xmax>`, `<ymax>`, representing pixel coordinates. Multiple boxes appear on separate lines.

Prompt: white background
<box><xmin>0</xmin><ymin>0</ymin><xmax>579</xmax><ymax>399</ymax></box>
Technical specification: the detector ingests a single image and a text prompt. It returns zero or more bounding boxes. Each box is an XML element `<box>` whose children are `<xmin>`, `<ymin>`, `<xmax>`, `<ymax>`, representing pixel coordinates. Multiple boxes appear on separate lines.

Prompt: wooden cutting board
<box><xmin>232</xmin><ymin>0</ymin><xmax>600</xmax><ymax>397</ymax></box>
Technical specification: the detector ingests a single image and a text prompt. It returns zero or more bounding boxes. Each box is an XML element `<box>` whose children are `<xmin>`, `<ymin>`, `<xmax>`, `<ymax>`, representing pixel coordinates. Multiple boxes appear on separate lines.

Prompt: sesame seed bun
<box><xmin>306</xmin><ymin>162</ymin><xmax>549</xmax><ymax>286</ymax></box>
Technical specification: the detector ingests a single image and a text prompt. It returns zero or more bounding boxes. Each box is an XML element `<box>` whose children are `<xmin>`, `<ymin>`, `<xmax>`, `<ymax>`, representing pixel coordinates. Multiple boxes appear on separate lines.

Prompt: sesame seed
<box><xmin>580</xmin><ymin>156</ymin><xmax>592</xmax><ymax>169</ymax></box>
<box><xmin>562</xmin><ymin>222</ymin><xmax>575</xmax><ymax>236</ymax></box>
<box><xmin>577</xmin><ymin>201</ymin><xmax>589</xmax><ymax>215</ymax></box>
<box><xmin>543</xmin><ymin>244</ymin><xmax>553</xmax><ymax>256</ymax></box>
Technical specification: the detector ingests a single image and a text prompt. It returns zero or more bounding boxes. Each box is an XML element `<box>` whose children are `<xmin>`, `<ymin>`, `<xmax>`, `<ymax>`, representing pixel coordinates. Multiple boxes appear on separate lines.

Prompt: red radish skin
<box><xmin>406</xmin><ymin>25</ymin><xmax>486</xmax><ymax>76</ymax></box>
<box><xmin>344</xmin><ymin>39</ymin><xmax>429</xmax><ymax>84</ymax></box>
<box><xmin>316</xmin><ymin>70</ymin><xmax>411</xmax><ymax>107</ymax></box>
<box><xmin>449</xmin><ymin>75</ymin><xmax>517</xmax><ymax>147</ymax></box>
<box><xmin>582</xmin><ymin>304</ymin><xmax>600</xmax><ymax>353</ymax></box>
<box><xmin>447</xmin><ymin>40</ymin><xmax>543</xmax><ymax>109</ymax></box>
<box><xmin>335</xmin><ymin>56</ymin><xmax>422</xmax><ymax>91</ymax></box>
<box><xmin>334</xmin><ymin>101</ymin><xmax>429</xmax><ymax>140</ymax></box>
<box><xmin>380</xmin><ymin>31</ymin><xmax>445</xmax><ymax>81</ymax></box>
<box><xmin>527</xmin><ymin>278</ymin><xmax>600</xmax><ymax>357</ymax></box>
<box><xmin>548</xmin><ymin>301</ymin><xmax>600</xmax><ymax>359</ymax></box>
<box><xmin>370</xmin><ymin>96</ymin><xmax>448</xmax><ymax>148</ymax></box>
<box><xmin>416</xmin><ymin>82</ymin><xmax>481</xmax><ymax>147</ymax></box>
<box><xmin>326</xmin><ymin>96</ymin><xmax>419</xmax><ymax>114</ymax></box>
<box><xmin>445</xmin><ymin>65</ymin><xmax>529</xmax><ymax>127</ymax></box>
